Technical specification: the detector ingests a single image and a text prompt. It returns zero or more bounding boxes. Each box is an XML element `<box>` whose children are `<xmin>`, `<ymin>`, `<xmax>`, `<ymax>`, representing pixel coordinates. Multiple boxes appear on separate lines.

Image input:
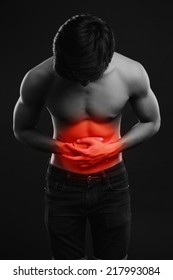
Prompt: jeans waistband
<box><xmin>46</xmin><ymin>161</ymin><xmax>127</xmax><ymax>181</ymax></box>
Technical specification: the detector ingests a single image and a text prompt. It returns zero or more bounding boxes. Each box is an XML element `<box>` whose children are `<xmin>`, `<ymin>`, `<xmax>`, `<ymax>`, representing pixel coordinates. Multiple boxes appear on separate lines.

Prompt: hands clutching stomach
<box><xmin>57</xmin><ymin>137</ymin><xmax>121</xmax><ymax>168</ymax></box>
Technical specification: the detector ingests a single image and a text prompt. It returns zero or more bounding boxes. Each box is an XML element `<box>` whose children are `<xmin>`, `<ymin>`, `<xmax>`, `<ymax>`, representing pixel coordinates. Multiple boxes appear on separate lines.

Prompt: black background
<box><xmin>1</xmin><ymin>1</ymin><xmax>173</xmax><ymax>260</ymax></box>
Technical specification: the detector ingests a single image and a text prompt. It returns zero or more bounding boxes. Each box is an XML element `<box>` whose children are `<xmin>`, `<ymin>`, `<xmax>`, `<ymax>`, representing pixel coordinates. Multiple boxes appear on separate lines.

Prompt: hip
<box><xmin>44</xmin><ymin>160</ymin><xmax>130</xmax><ymax>218</ymax></box>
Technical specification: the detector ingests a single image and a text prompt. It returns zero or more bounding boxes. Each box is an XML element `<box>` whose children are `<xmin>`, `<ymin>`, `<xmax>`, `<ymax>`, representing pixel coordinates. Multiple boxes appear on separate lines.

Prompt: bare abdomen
<box><xmin>50</xmin><ymin>119</ymin><xmax>122</xmax><ymax>174</ymax></box>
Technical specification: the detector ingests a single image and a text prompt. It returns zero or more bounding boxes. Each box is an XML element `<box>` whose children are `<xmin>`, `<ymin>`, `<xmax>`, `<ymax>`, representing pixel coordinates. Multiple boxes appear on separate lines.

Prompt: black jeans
<box><xmin>44</xmin><ymin>161</ymin><xmax>131</xmax><ymax>260</ymax></box>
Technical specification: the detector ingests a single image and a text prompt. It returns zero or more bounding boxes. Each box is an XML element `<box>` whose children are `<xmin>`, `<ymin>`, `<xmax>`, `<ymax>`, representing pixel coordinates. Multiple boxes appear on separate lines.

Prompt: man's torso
<box><xmin>34</xmin><ymin>52</ymin><xmax>133</xmax><ymax>173</ymax></box>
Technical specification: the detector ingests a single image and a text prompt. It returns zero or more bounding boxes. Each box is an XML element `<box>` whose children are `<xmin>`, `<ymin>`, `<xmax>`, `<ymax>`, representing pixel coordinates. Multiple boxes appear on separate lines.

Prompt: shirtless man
<box><xmin>13</xmin><ymin>14</ymin><xmax>161</xmax><ymax>260</ymax></box>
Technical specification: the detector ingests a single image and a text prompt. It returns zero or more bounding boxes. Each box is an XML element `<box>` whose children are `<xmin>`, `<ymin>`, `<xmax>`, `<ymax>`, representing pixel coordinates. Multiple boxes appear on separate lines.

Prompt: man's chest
<box><xmin>47</xmin><ymin>84</ymin><xmax>128</xmax><ymax>123</ymax></box>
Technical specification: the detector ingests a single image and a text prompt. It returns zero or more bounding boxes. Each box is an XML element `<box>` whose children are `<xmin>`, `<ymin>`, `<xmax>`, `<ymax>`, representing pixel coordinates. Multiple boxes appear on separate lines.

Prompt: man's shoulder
<box><xmin>29</xmin><ymin>56</ymin><xmax>55</xmax><ymax>79</ymax></box>
<box><xmin>113</xmin><ymin>52</ymin><xmax>148</xmax><ymax>89</ymax></box>
<box><xmin>22</xmin><ymin>56</ymin><xmax>56</xmax><ymax>88</ymax></box>
<box><xmin>113</xmin><ymin>52</ymin><xmax>143</xmax><ymax>75</ymax></box>
<box><xmin>20</xmin><ymin>57</ymin><xmax>57</xmax><ymax>104</ymax></box>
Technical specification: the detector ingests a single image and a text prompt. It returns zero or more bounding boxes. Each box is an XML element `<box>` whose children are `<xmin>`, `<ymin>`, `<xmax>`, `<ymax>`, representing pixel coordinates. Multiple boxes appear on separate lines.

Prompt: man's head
<box><xmin>53</xmin><ymin>14</ymin><xmax>115</xmax><ymax>86</ymax></box>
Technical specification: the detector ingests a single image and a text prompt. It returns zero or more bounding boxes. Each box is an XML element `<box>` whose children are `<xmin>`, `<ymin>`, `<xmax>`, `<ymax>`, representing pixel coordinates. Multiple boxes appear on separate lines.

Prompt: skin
<box><xmin>13</xmin><ymin>52</ymin><xmax>161</xmax><ymax>174</ymax></box>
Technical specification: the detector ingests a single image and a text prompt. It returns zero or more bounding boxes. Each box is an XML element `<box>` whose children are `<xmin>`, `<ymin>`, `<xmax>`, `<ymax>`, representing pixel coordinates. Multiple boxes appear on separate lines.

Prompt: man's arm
<box><xmin>13</xmin><ymin>69</ymin><xmax>61</xmax><ymax>153</ymax></box>
<box><xmin>13</xmin><ymin>69</ymin><xmax>57</xmax><ymax>152</ymax></box>
<box><xmin>119</xmin><ymin>62</ymin><xmax>161</xmax><ymax>151</ymax></box>
<box><xmin>103</xmin><ymin>63</ymin><xmax>161</xmax><ymax>156</ymax></box>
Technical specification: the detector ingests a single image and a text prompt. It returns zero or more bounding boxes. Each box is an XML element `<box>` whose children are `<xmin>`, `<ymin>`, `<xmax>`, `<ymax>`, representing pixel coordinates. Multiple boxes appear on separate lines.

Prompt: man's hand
<box><xmin>56</xmin><ymin>140</ymin><xmax>79</xmax><ymax>155</ymax></box>
<box><xmin>61</xmin><ymin>137</ymin><xmax>122</xmax><ymax>167</ymax></box>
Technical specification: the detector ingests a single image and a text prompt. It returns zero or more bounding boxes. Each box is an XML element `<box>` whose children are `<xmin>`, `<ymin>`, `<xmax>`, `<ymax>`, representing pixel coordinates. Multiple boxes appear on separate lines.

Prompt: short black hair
<box><xmin>53</xmin><ymin>14</ymin><xmax>115</xmax><ymax>86</ymax></box>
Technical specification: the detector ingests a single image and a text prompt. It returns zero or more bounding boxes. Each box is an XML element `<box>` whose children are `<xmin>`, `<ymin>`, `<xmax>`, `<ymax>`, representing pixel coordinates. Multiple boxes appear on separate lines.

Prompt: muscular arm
<box><xmin>119</xmin><ymin>63</ymin><xmax>161</xmax><ymax>151</ymax></box>
<box><xmin>13</xmin><ymin>69</ymin><xmax>63</xmax><ymax>153</ymax></box>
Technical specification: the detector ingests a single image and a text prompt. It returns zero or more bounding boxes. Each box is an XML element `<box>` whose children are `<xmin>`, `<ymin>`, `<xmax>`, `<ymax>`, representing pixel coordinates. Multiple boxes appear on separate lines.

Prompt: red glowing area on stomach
<box><xmin>55</xmin><ymin>120</ymin><xmax>122</xmax><ymax>174</ymax></box>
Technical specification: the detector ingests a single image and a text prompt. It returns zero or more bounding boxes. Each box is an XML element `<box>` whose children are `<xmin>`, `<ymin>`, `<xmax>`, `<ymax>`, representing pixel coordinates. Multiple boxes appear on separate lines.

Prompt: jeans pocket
<box><xmin>45</xmin><ymin>177</ymin><xmax>65</xmax><ymax>196</ymax></box>
<box><xmin>106</xmin><ymin>174</ymin><xmax>129</xmax><ymax>191</ymax></box>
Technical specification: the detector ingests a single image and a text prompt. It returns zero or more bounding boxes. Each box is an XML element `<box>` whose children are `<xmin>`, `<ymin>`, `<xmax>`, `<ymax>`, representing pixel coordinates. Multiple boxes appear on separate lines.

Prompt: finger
<box><xmin>62</xmin><ymin>154</ymin><xmax>78</xmax><ymax>160</ymax></box>
<box><xmin>93</xmin><ymin>137</ymin><xmax>104</xmax><ymax>141</ymax></box>
<box><xmin>62</xmin><ymin>154</ymin><xmax>86</xmax><ymax>161</ymax></box>
<box><xmin>79</xmin><ymin>137</ymin><xmax>103</xmax><ymax>142</ymax></box>
<box><xmin>65</xmin><ymin>143</ymin><xmax>90</xmax><ymax>155</ymax></box>
<box><xmin>77</xmin><ymin>137</ymin><xmax>103</xmax><ymax>144</ymax></box>
<box><xmin>64</xmin><ymin>143</ymin><xmax>77</xmax><ymax>151</ymax></box>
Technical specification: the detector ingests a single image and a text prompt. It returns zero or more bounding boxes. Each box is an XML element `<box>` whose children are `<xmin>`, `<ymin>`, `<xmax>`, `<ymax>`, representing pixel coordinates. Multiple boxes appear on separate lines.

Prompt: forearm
<box><xmin>14</xmin><ymin>128</ymin><xmax>59</xmax><ymax>153</ymax></box>
<box><xmin>108</xmin><ymin>121</ymin><xmax>159</xmax><ymax>158</ymax></box>
<box><xmin>118</xmin><ymin>121</ymin><xmax>159</xmax><ymax>153</ymax></box>
<box><xmin>120</xmin><ymin>121</ymin><xmax>159</xmax><ymax>151</ymax></box>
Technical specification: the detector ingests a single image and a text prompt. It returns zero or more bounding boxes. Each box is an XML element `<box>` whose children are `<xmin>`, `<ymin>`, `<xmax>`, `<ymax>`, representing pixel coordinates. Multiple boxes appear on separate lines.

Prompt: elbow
<box><xmin>152</xmin><ymin>118</ymin><xmax>161</xmax><ymax>135</ymax></box>
<box><xmin>13</xmin><ymin>126</ymin><xmax>23</xmax><ymax>142</ymax></box>
<box><xmin>13</xmin><ymin>128</ymin><xmax>21</xmax><ymax>142</ymax></box>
